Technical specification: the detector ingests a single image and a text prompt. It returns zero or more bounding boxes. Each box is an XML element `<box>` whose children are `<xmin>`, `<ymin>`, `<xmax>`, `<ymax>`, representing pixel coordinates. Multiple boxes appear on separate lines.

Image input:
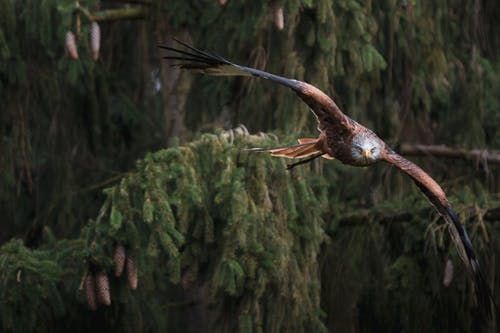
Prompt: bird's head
<box><xmin>351</xmin><ymin>133</ymin><xmax>382</xmax><ymax>165</ymax></box>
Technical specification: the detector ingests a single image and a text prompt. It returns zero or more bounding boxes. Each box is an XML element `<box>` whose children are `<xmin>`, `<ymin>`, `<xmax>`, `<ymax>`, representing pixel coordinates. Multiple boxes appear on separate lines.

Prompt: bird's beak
<box><xmin>361</xmin><ymin>150</ymin><xmax>372</xmax><ymax>158</ymax></box>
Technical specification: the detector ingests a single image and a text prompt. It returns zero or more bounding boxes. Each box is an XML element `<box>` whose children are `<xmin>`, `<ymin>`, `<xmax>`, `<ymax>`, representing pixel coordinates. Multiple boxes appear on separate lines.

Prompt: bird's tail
<box><xmin>246</xmin><ymin>138</ymin><xmax>333</xmax><ymax>159</ymax></box>
<box><xmin>159</xmin><ymin>39</ymin><xmax>302</xmax><ymax>92</ymax></box>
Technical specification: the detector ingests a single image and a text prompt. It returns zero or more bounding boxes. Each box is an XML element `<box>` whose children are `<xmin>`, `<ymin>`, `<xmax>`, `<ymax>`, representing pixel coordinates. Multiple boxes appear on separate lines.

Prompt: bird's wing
<box><xmin>382</xmin><ymin>148</ymin><xmax>495</xmax><ymax>316</ymax></box>
<box><xmin>159</xmin><ymin>39</ymin><xmax>355</xmax><ymax>132</ymax></box>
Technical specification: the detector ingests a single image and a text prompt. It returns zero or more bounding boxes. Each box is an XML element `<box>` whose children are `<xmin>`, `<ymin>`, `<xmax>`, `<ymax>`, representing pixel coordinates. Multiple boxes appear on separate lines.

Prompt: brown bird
<box><xmin>160</xmin><ymin>40</ymin><xmax>495</xmax><ymax>316</ymax></box>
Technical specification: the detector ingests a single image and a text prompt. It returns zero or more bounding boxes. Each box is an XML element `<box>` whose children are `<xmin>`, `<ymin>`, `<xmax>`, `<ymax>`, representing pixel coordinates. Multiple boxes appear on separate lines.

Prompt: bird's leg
<box><xmin>286</xmin><ymin>153</ymin><xmax>325</xmax><ymax>170</ymax></box>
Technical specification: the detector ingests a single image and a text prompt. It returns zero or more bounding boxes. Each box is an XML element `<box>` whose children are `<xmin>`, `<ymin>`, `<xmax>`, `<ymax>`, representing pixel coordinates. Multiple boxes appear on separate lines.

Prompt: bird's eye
<box><xmin>370</xmin><ymin>147</ymin><xmax>376</xmax><ymax>153</ymax></box>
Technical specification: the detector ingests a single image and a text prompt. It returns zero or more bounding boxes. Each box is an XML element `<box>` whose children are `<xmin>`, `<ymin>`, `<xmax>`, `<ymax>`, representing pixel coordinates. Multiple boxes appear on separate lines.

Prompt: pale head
<box><xmin>351</xmin><ymin>132</ymin><xmax>382</xmax><ymax>165</ymax></box>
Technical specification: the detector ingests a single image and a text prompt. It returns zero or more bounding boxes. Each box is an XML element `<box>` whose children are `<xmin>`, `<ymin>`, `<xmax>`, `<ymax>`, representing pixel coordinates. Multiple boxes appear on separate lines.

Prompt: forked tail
<box><xmin>247</xmin><ymin>138</ymin><xmax>318</xmax><ymax>158</ymax></box>
<box><xmin>245</xmin><ymin>138</ymin><xmax>334</xmax><ymax>170</ymax></box>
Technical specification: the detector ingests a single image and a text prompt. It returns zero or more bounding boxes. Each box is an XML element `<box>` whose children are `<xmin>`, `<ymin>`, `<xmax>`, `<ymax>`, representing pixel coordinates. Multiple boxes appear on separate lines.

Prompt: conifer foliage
<box><xmin>0</xmin><ymin>129</ymin><xmax>498</xmax><ymax>332</ymax></box>
<box><xmin>81</xmin><ymin>128</ymin><xmax>329</xmax><ymax>332</ymax></box>
<box><xmin>0</xmin><ymin>0</ymin><xmax>499</xmax><ymax>332</ymax></box>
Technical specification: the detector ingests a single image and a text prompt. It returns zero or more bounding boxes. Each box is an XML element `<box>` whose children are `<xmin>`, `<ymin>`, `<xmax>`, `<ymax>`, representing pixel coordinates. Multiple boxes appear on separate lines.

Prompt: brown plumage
<box><xmin>160</xmin><ymin>40</ymin><xmax>496</xmax><ymax>317</ymax></box>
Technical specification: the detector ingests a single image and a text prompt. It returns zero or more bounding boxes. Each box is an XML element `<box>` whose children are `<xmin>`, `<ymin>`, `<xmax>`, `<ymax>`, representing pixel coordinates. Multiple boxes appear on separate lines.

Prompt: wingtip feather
<box><xmin>446</xmin><ymin>207</ymin><xmax>497</xmax><ymax>320</ymax></box>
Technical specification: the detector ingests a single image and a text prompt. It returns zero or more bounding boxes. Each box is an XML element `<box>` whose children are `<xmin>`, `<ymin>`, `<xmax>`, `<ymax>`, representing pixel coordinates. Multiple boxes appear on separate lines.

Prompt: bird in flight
<box><xmin>160</xmin><ymin>39</ymin><xmax>495</xmax><ymax>316</ymax></box>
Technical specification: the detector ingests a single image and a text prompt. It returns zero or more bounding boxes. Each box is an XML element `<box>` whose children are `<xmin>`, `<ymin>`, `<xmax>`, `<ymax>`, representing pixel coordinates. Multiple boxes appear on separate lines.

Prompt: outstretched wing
<box><xmin>382</xmin><ymin>148</ymin><xmax>495</xmax><ymax>316</ymax></box>
<box><xmin>159</xmin><ymin>39</ymin><xmax>356</xmax><ymax>133</ymax></box>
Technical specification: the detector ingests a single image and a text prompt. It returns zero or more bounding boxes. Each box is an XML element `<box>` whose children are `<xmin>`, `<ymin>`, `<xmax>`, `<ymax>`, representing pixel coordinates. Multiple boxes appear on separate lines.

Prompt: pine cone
<box><xmin>85</xmin><ymin>274</ymin><xmax>98</xmax><ymax>311</ymax></box>
<box><xmin>126</xmin><ymin>254</ymin><xmax>138</xmax><ymax>290</ymax></box>
<box><xmin>89</xmin><ymin>22</ymin><xmax>100</xmax><ymax>61</ymax></box>
<box><xmin>218</xmin><ymin>0</ymin><xmax>227</xmax><ymax>6</ymax></box>
<box><xmin>65</xmin><ymin>31</ymin><xmax>78</xmax><ymax>60</ymax></box>
<box><xmin>273</xmin><ymin>3</ymin><xmax>284</xmax><ymax>31</ymax></box>
<box><xmin>443</xmin><ymin>259</ymin><xmax>454</xmax><ymax>287</ymax></box>
<box><xmin>95</xmin><ymin>271</ymin><xmax>111</xmax><ymax>306</ymax></box>
<box><xmin>114</xmin><ymin>245</ymin><xmax>126</xmax><ymax>277</ymax></box>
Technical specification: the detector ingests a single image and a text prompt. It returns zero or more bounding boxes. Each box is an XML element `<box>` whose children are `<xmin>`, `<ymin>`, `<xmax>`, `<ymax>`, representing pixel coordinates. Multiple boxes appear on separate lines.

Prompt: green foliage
<box><xmin>0</xmin><ymin>237</ymin><xmax>85</xmax><ymax>332</ymax></box>
<box><xmin>0</xmin><ymin>130</ymin><xmax>499</xmax><ymax>332</ymax></box>
<box><xmin>169</xmin><ymin>0</ymin><xmax>500</xmax><ymax>150</ymax></box>
<box><xmin>0</xmin><ymin>0</ymin><xmax>499</xmax><ymax>332</ymax></box>
<box><xmin>1</xmin><ymin>0</ymin><xmax>498</xmax><ymax>238</ymax></box>
<box><xmin>0</xmin><ymin>0</ymin><xmax>161</xmax><ymax>240</ymax></box>
<box><xmin>83</xmin><ymin>129</ymin><xmax>328</xmax><ymax>332</ymax></box>
<box><xmin>321</xmin><ymin>193</ymin><xmax>500</xmax><ymax>332</ymax></box>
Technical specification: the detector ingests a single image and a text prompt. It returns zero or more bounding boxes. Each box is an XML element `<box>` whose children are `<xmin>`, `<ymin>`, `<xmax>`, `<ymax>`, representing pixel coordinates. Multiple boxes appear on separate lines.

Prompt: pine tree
<box><xmin>0</xmin><ymin>0</ymin><xmax>499</xmax><ymax>332</ymax></box>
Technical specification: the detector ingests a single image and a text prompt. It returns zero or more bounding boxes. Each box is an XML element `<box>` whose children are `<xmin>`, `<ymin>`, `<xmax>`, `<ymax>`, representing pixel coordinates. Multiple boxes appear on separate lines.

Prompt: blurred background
<box><xmin>0</xmin><ymin>0</ymin><xmax>499</xmax><ymax>332</ymax></box>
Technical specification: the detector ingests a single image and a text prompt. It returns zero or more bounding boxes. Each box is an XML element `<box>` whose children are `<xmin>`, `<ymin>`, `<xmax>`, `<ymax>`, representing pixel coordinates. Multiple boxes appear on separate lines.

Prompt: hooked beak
<box><xmin>361</xmin><ymin>150</ymin><xmax>372</xmax><ymax>158</ymax></box>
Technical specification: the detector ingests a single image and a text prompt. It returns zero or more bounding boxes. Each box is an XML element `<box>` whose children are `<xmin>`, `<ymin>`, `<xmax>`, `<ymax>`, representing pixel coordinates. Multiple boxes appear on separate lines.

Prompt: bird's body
<box><xmin>160</xmin><ymin>40</ymin><xmax>495</xmax><ymax>316</ymax></box>
<box><xmin>249</xmin><ymin>79</ymin><xmax>385</xmax><ymax>167</ymax></box>
<box><xmin>328</xmin><ymin>126</ymin><xmax>384</xmax><ymax>166</ymax></box>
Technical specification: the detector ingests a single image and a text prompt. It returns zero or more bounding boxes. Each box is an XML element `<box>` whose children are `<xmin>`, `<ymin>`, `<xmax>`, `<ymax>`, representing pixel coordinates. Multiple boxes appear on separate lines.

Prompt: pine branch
<box><xmin>400</xmin><ymin>144</ymin><xmax>500</xmax><ymax>165</ymax></box>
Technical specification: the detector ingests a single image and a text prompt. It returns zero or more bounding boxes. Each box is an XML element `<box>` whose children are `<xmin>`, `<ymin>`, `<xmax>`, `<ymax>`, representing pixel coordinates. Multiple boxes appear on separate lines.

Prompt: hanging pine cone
<box><xmin>273</xmin><ymin>3</ymin><xmax>284</xmax><ymax>31</ymax></box>
<box><xmin>85</xmin><ymin>274</ymin><xmax>98</xmax><ymax>311</ymax></box>
<box><xmin>126</xmin><ymin>254</ymin><xmax>138</xmax><ymax>290</ymax></box>
<box><xmin>443</xmin><ymin>259</ymin><xmax>454</xmax><ymax>287</ymax></box>
<box><xmin>65</xmin><ymin>31</ymin><xmax>78</xmax><ymax>60</ymax></box>
<box><xmin>95</xmin><ymin>271</ymin><xmax>111</xmax><ymax>306</ymax></box>
<box><xmin>114</xmin><ymin>245</ymin><xmax>126</xmax><ymax>277</ymax></box>
<box><xmin>89</xmin><ymin>22</ymin><xmax>100</xmax><ymax>61</ymax></box>
<box><xmin>218</xmin><ymin>0</ymin><xmax>227</xmax><ymax>6</ymax></box>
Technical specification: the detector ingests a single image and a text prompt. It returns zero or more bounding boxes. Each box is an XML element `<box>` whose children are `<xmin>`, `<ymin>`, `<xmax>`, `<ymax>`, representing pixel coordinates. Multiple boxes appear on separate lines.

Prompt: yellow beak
<box><xmin>361</xmin><ymin>150</ymin><xmax>372</xmax><ymax>158</ymax></box>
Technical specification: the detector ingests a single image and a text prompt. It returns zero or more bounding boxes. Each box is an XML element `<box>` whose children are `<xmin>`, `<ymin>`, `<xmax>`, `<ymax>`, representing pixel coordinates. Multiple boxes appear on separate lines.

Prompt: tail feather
<box><xmin>290</xmin><ymin>144</ymin><xmax>322</xmax><ymax>158</ymax></box>
<box><xmin>271</xmin><ymin>144</ymin><xmax>319</xmax><ymax>158</ymax></box>
<box><xmin>297</xmin><ymin>138</ymin><xmax>317</xmax><ymax>144</ymax></box>
<box><xmin>246</xmin><ymin>138</ymin><xmax>331</xmax><ymax>159</ymax></box>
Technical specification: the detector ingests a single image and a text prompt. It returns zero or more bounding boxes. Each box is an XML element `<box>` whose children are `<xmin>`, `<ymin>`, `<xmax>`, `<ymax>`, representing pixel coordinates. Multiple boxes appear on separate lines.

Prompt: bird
<box><xmin>160</xmin><ymin>39</ymin><xmax>495</xmax><ymax>316</ymax></box>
